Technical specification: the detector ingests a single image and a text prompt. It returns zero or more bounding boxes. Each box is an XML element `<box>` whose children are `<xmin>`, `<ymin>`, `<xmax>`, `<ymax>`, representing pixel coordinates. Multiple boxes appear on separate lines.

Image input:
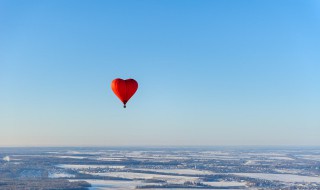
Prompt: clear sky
<box><xmin>1</xmin><ymin>0</ymin><xmax>320</xmax><ymax>146</ymax></box>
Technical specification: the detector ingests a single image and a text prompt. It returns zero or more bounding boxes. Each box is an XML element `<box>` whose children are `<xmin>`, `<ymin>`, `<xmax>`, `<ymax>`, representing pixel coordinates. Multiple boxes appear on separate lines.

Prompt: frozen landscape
<box><xmin>1</xmin><ymin>147</ymin><xmax>320</xmax><ymax>189</ymax></box>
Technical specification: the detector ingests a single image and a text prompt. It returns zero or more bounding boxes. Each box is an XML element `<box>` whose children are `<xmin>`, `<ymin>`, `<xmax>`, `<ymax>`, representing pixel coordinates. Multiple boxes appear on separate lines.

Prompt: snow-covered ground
<box><xmin>69</xmin><ymin>179</ymin><xmax>143</xmax><ymax>190</ymax></box>
<box><xmin>83</xmin><ymin>171</ymin><xmax>200</xmax><ymax>184</ymax></box>
<box><xmin>244</xmin><ymin>160</ymin><xmax>256</xmax><ymax>165</ymax></box>
<box><xmin>268</xmin><ymin>156</ymin><xmax>294</xmax><ymax>160</ymax></box>
<box><xmin>55</xmin><ymin>156</ymin><xmax>87</xmax><ymax>159</ymax></box>
<box><xmin>70</xmin><ymin>179</ymin><xmax>226</xmax><ymax>190</ymax></box>
<box><xmin>57</xmin><ymin>164</ymin><xmax>125</xmax><ymax>169</ymax></box>
<box><xmin>232</xmin><ymin>173</ymin><xmax>320</xmax><ymax>183</ymax></box>
<box><xmin>96</xmin><ymin>157</ymin><xmax>124</xmax><ymax>161</ymax></box>
<box><xmin>48</xmin><ymin>172</ymin><xmax>75</xmax><ymax>178</ymax></box>
<box><xmin>202</xmin><ymin>181</ymin><xmax>247</xmax><ymax>187</ymax></box>
<box><xmin>136</xmin><ymin>168</ymin><xmax>214</xmax><ymax>175</ymax></box>
<box><xmin>274</xmin><ymin>168</ymin><xmax>301</xmax><ymax>174</ymax></box>
<box><xmin>298</xmin><ymin>155</ymin><xmax>320</xmax><ymax>161</ymax></box>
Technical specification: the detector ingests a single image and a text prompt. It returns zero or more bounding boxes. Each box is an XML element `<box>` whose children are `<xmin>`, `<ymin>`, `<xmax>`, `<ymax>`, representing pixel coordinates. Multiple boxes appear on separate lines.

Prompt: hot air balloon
<box><xmin>111</xmin><ymin>78</ymin><xmax>138</xmax><ymax>108</ymax></box>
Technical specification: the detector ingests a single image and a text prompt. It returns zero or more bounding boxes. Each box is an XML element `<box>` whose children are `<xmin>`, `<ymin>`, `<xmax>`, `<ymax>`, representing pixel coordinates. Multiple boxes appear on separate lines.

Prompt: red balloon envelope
<box><xmin>111</xmin><ymin>78</ymin><xmax>138</xmax><ymax>108</ymax></box>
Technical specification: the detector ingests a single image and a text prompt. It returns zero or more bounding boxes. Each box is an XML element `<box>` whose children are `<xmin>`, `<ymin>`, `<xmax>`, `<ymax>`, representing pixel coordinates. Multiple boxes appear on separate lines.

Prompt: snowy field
<box><xmin>69</xmin><ymin>179</ymin><xmax>144</xmax><ymax>190</ymax></box>
<box><xmin>135</xmin><ymin>168</ymin><xmax>215</xmax><ymax>175</ymax></box>
<box><xmin>232</xmin><ymin>173</ymin><xmax>320</xmax><ymax>183</ymax></box>
<box><xmin>82</xmin><ymin>171</ymin><xmax>200</xmax><ymax>184</ymax></box>
<box><xmin>57</xmin><ymin>164</ymin><xmax>125</xmax><ymax>169</ymax></box>
<box><xmin>70</xmin><ymin>179</ymin><xmax>247</xmax><ymax>190</ymax></box>
<box><xmin>202</xmin><ymin>181</ymin><xmax>247</xmax><ymax>187</ymax></box>
<box><xmin>48</xmin><ymin>172</ymin><xmax>75</xmax><ymax>178</ymax></box>
<box><xmin>1</xmin><ymin>147</ymin><xmax>320</xmax><ymax>189</ymax></box>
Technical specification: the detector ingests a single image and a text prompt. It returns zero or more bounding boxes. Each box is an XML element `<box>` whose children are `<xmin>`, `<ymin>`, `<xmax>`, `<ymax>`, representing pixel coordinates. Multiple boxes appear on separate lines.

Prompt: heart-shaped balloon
<box><xmin>111</xmin><ymin>78</ymin><xmax>138</xmax><ymax>108</ymax></box>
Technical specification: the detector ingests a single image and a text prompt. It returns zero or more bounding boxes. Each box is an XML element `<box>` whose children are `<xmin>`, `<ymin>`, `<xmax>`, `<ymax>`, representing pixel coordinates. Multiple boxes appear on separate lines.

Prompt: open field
<box><xmin>1</xmin><ymin>147</ymin><xmax>320</xmax><ymax>189</ymax></box>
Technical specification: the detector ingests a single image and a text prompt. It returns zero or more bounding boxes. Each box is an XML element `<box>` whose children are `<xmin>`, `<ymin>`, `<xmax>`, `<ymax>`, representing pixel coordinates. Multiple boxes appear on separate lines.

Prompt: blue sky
<box><xmin>1</xmin><ymin>0</ymin><xmax>320</xmax><ymax>146</ymax></box>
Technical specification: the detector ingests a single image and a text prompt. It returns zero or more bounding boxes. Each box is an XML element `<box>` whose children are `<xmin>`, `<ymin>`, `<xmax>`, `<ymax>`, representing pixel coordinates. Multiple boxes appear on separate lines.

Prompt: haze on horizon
<box><xmin>1</xmin><ymin>0</ymin><xmax>320</xmax><ymax>147</ymax></box>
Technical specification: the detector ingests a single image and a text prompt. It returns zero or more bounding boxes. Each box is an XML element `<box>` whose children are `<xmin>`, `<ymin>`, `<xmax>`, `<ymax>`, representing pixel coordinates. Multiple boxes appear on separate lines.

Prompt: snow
<box><xmin>57</xmin><ymin>164</ymin><xmax>125</xmax><ymax>169</ymax></box>
<box><xmin>3</xmin><ymin>156</ymin><xmax>10</xmax><ymax>162</ymax></box>
<box><xmin>70</xmin><ymin>179</ymin><xmax>141</xmax><ymax>190</ymax></box>
<box><xmin>274</xmin><ymin>169</ymin><xmax>301</xmax><ymax>174</ymax></box>
<box><xmin>70</xmin><ymin>179</ymin><xmax>245</xmax><ymax>190</ymax></box>
<box><xmin>247</xmin><ymin>153</ymin><xmax>286</xmax><ymax>156</ymax></box>
<box><xmin>244</xmin><ymin>160</ymin><xmax>256</xmax><ymax>165</ymax></box>
<box><xmin>201</xmin><ymin>151</ymin><xmax>231</xmax><ymax>155</ymax></box>
<box><xmin>49</xmin><ymin>172</ymin><xmax>75</xmax><ymax>178</ymax></box>
<box><xmin>56</xmin><ymin>156</ymin><xmax>87</xmax><ymax>159</ymax></box>
<box><xmin>268</xmin><ymin>156</ymin><xmax>294</xmax><ymax>160</ymax></box>
<box><xmin>136</xmin><ymin>168</ymin><xmax>214</xmax><ymax>175</ymax></box>
<box><xmin>96</xmin><ymin>157</ymin><xmax>124</xmax><ymax>161</ymax></box>
<box><xmin>83</xmin><ymin>171</ymin><xmax>199</xmax><ymax>184</ymax></box>
<box><xmin>202</xmin><ymin>181</ymin><xmax>247</xmax><ymax>187</ymax></box>
<box><xmin>299</xmin><ymin>155</ymin><xmax>320</xmax><ymax>161</ymax></box>
<box><xmin>66</xmin><ymin>151</ymin><xmax>81</xmax><ymax>154</ymax></box>
<box><xmin>232</xmin><ymin>173</ymin><xmax>320</xmax><ymax>183</ymax></box>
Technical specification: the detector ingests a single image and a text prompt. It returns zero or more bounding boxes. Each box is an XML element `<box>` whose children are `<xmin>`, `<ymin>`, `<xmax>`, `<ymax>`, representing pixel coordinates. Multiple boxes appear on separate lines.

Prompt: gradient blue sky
<box><xmin>1</xmin><ymin>0</ymin><xmax>320</xmax><ymax>146</ymax></box>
